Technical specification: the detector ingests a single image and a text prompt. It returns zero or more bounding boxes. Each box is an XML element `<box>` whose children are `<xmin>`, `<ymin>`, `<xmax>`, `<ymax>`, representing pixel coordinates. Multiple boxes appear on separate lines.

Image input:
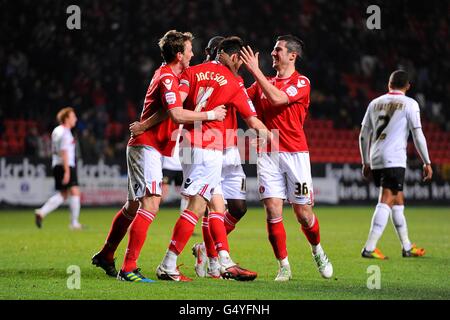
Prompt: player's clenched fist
<box><xmin>212</xmin><ymin>105</ymin><xmax>227</xmax><ymax>121</ymax></box>
<box><xmin>129</xmin><ymin>121</ymin><xmax>145</xmax><ymax>138</ymax></box>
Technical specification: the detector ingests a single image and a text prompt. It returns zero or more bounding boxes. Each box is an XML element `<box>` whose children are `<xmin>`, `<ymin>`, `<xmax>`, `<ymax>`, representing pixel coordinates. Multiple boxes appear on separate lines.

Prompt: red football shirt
<box><xmin>179</xmin><ymin>61</ymin><xmax>256</xmax><ymax>150</ymax></box>
<box><xmin>222</xmin><ymin>76</ymin><xmax>248</xmax><ymax>149</ymax></box>
<box><xmin>247</xmin><ymin>71</ymin><xmax>311</xmax><ymax>152</ymax></box>
<box><xmin>128</xmin><ymin>64</ymin><xmax>181</xmax><ymax>156</ymax></box>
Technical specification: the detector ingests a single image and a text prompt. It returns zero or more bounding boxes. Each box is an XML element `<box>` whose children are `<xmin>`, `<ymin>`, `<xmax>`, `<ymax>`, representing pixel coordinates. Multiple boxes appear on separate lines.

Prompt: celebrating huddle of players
<box><xmin>91</xmin><ymin>30</ymin><xmax>432</xmax><ymax>283</ymax></box>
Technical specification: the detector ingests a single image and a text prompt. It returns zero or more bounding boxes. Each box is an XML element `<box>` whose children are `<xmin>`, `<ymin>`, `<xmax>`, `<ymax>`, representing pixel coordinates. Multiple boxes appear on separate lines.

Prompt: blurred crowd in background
<box><xmin>0</xmin><ymin>0</ymin><xmax>448</xmax><ymax>162</ymax></box>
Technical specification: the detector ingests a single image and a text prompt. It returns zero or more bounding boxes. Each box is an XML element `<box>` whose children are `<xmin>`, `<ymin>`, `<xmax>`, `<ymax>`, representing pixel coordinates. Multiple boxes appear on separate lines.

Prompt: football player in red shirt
<box><xmin>192</xmin><ymin>36</ymin><xmax>258</xmax><ymax>279</ymax></box>
<box><xmin>91</xmin><ymin>30</ymin><xmax>226</xmax><ymax>282</ymax></box>
<box><xmin>240</xmin><ymin>35</ymin><xmax>333</xmax><ymax>281</ymax></box>
<box><xmin>155</xmin><ymin>36</ymin><xmax>271</xmax><ymax>281</ymax></box>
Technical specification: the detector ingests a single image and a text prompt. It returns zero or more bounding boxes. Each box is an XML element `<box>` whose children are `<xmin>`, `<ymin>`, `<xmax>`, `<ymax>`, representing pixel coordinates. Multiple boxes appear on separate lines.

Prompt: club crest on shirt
<box><xmin>163</xmin><ymin>78</ymin><xmax>173</xmax><ymax>90</ymax></box>
<box><xmin>297</xmin><ymin>79</ymin><xmax>307</xmax><ymax>88</ymax></box>
<box><xmin>165</xmin><ymin>92</ymin><xmax>176</xmax><ymax>105</ymax></box>
<box><xmin>286</xmin><ymin>85</ymin><xmax>298</xmax><ymax>97</ymax></box>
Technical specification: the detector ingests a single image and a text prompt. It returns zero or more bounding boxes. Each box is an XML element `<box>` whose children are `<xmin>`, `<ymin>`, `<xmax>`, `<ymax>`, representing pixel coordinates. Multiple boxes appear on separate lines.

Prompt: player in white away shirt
<box><xmin>359</xmin><ymin>70</ymin><xmax>432</xmax><ymax>259</ymax></box>
<box><xmin>35</xmin><ymin>107</ymin><xmax>82</xmax><ymax>230</ymax></box>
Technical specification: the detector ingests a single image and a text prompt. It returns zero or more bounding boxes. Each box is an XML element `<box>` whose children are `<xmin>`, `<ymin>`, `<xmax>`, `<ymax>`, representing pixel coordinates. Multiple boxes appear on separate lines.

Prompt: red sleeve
<box><xmin>159</xmin><ymin>73</ymin><xmax>182</xmax><ymax>110</ymax></box>
<box><xmin>179</xmin><ymin>69</ymin><xmax>191</xmax><ymax>95</ymax></box>
<box><xmin>280</xmin><ymin>75</ymin><xmax>310</xmax><ymax>104</ymax></box>
<box><xmin>230</xmin><ymin>87</ymin><xmax>257</xmax><ymax>120</ymax></box>
<box><xmin>246</xmin><ymin>81</ymin><xmax>258</xmax><ymax>101</ymax></box>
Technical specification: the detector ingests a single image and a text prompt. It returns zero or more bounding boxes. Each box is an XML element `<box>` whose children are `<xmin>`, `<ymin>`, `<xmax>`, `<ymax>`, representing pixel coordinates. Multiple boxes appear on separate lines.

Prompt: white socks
<box><xmin>312</xmin><ymin>243</ymin><xmax>323</xmax><ymax>255</ymax></box>
<box><xmin>279</xmin><ymin>257</ymin><xmax>290</xmax><ymax>267</ymax></box>
<box><xmin>68</xmin><ymin>195</ymin><xmax>81</xmax><ymax>226</ymax></box>
<box><xmin>38</xmin><ymin>193</ymin><xmax>64</xmax><ymax>217</ymax></box>
<box><xmin>218</xmin><ymin>250</ymin><xmax>234</xmax><ymax>268</ymax></box>
<box><xmin>391</xmin><ymin>205</ymin><xmax>412</xmax><ymax>251</ymax></box>
<box><xmin>365</xmin><ymin>203</ymin><xmax>391</xmax><ymax>252</ymax></box>
<box><xmin>162</xmin><ymin>250</ymin><xmax>178</xmax><ymax>271</ymax></box>
<box><xmin>208</xmin><ymin>257</ymin><xmax>220</xmax><ymax>270</ymax></box>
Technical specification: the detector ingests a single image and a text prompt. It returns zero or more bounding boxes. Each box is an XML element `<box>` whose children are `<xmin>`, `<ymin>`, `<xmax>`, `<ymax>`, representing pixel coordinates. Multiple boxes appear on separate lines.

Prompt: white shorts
<box><xmin>180</xmin><ymin>147</ymin><xmax>223</xmax><ymax>202</ymax></box>
<box><xmin>214</xmin><ymin>147</ymin><xmax>246</xmax><ymax>200</ymax></box>
<box><xmin>127</xmin><ymin>146</ymin><xmax>163</xmax><ymax>200</ymax></box>
<box><xmin>257</xmin><ymin>152</ymin><xmax>314</xmax><ymax>205</ymax></box>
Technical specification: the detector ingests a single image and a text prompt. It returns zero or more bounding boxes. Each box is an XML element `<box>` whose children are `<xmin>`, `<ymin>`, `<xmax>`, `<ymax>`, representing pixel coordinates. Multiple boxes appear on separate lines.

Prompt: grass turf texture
<box><xmin>0</xmin><ymin>206</ymin><xmax>448</xmax><ymax>300</ymax></box>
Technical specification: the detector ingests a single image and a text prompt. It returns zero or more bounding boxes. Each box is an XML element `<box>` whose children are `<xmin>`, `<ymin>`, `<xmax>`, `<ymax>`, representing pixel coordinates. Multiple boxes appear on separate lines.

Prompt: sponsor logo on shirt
<box><xmin>247</xmin><ymin>99</ymin><xmax>256</xmax><ymax>113</ymax></box>
<box><xmin>165</xmin><ymin>92</ymin><xmax>176</xmax><ymax>105</ymax></box>
<box><xmin>286</xmin><ymin>85</ymin><xmax>298</xmax><ymax>97</ymax></box>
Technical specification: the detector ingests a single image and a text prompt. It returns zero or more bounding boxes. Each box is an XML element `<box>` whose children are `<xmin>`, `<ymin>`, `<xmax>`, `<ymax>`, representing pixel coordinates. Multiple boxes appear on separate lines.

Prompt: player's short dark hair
<box><xmin>158</xmin><ymin>30</ymin><xmax>194</xmax><ymax>63</ymax></box>
<box><xmin>389</xmin><ymin>70</ymin><xmax>409</xmax><ymax>89</ymax></box>
<box><xmin>276</xmin><ymin>34</ymin><xmax>304</xmax><ymax>59</ymax></box>
<box><xmin>217</xmin><ymin>36</ymin><xmax>244</xmax><ymax>57</ymax></box>
<box><xmin>205</xmin><ymin>36</ymin><xmax>225</xmax><ymax>60</ymax></box>
<box><xmin>57</xmin><ymin>107</ymin><xmax>75</xmax><ymax>124</ymax></box>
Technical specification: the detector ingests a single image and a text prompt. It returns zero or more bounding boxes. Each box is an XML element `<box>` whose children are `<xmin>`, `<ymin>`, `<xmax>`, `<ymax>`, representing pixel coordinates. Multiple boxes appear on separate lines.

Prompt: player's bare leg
<box><xmin>293</xmin><ymin>203</ymin><xmax>333</xmax><ymax>279</ymax></box>
<box><xmin>391</xmin><ymin>192</ymin><xmax>425</xmax><ymax>257</ymax></box>
<box><xmin>264</xmin><ymin>197</ymin><xmax>291</xmax><ymax>281</ymax></box>
<box><xmin>362</xmin><ymin>188</ymin><xmax>395</xmax><ymax>260</ymax></box>
<box><xmin>92</xmin><ymin>200</ymin><xmax>139</xmax><ymax>277</ymax></box>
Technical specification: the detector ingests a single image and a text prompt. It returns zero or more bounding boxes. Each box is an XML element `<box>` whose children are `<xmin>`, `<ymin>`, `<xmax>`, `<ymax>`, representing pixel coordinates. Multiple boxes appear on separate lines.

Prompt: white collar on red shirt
<box><xmin>275</xmin><ymin>70</ymin><xmax>298</xmax><ymax>80</ymax></box>
<box><xmin>387</xmin><ymin>90</ymin><xmax>405</xmax><ymax>95</ymax></box>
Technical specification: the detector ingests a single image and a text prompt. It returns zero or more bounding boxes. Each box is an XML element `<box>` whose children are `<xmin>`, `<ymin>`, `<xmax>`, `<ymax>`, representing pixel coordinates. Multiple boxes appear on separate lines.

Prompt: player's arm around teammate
<box><xmin>129</xmin><ymin>103</ymin><xmax>227</xmax><ymax>137</ymax></box>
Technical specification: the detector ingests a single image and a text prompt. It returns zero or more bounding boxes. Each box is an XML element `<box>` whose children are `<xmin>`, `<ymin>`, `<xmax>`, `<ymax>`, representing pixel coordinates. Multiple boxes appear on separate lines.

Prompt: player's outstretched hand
<box><xmin>213</xmin><ymin>105</ymin><xmax>227</xmax><ymax>121</ymax></box>
<box><xmin>422</xmin><ymin>164</ymin><xmax>433</xmax><ymax>182</ymax></box>
<box><xmin>129</xmin><ymin>121</ymin><xmax>145</xmax><ymax>138</ymax></box>
<box><xmin>240</xmin><ymin>46</ymin><xmax>260</xmax><ymax>74</ymax></box>
<box><xmin>362</xmin><ymin>164</ymin><xmax>371</xmax><ymax>181</ymax></box>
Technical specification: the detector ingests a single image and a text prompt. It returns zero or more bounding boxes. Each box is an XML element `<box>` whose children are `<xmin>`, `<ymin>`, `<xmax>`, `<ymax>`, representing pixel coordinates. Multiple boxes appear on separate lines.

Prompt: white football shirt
<box><xmin>51</xmin><ymin>125</ymin><xmax>76</xmax><ymax>167</ymax></box>
<box><xmin>361</xmin><ymin>90</ymin><xmax>422</xmax><ymax>169</ymax></box>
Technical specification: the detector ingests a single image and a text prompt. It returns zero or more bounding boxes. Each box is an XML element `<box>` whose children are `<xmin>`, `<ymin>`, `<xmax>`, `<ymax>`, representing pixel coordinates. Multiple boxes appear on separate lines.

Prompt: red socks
<box><xmin>168</xmin><ymin>209</ymin><xmax>199</xmax><ymax>255</ymax></box>
<box><xmin>202</xmin><ymin>210</ymin><xmax>239</xmax><ymax>257</ymax></box>
<box><xmin>267</xmin><ymin>217</ymin><xmax>288</xmax><ymax>260</ymax></box>
<box><xmin>301</xmin><ymin>214</ymin><xmax>321</xmax><ymax>245</ymax></box>
<box><xmin>224</xmin><ymin>210</ymin><xmax>239</xmax><ymax>234</ymax></box>
<box><xmin>99</xmin><ymin>208</ymin><xmax>134</xmax><ymax>261</ymax></box>
<box><xmin>202</xmin><ymin>216</ymin><xmax>218</xmax><ymax>258</ymax></box>
<box><xmin>122</xmin><ymin>209</ymin><xmax>155</xmax><ymax>272</ymax></box>
<box><xmin>208</xmin><ymin>212</ymin><xmax>230</xmax><ymax>252</ymax></box>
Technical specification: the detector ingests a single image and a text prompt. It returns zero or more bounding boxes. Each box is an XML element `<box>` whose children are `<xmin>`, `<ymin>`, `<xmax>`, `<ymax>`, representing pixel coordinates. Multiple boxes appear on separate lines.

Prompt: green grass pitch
<box><xmin>0</xmin><ymin>206</ymin><xmax>449</xmax><ymax>300</ymax></box>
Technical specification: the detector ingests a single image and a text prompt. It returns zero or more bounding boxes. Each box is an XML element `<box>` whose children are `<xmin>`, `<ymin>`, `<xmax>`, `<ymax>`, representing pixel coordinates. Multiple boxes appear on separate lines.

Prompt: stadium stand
<box><xmin>0</xmin><ymin>0</ymin><xmax>448</xmax><ymax>163</ymax></box>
